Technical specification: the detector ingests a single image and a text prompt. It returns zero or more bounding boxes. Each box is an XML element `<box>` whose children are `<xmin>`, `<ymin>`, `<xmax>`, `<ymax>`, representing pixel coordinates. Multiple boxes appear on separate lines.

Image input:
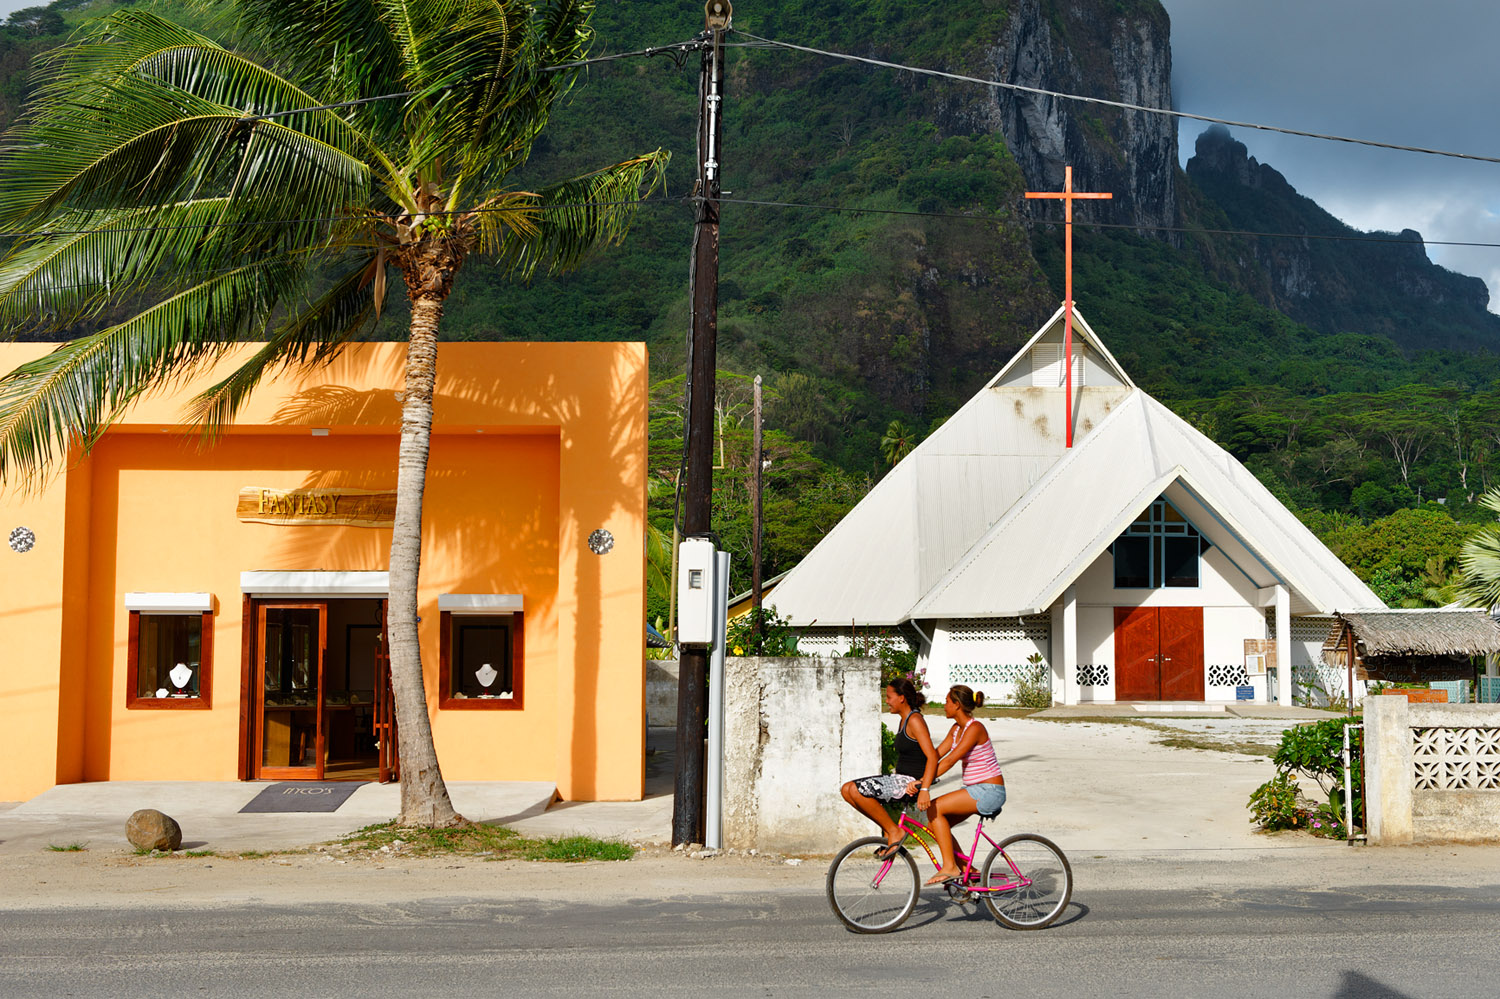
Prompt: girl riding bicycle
<box><xmin>924</xmin><ymin>684</ymin><xmax>1005</xmax><ymax>885</ymax></box>
<box><xmin>840</xmin><ymin>676</ymin><xmax>938</xmax><ymax>859</ymax></box>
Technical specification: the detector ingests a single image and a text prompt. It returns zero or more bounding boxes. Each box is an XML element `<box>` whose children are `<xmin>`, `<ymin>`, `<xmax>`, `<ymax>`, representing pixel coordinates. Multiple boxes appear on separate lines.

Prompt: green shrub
<box><xmin>846</xmin><ymin>629</ymin><xmax>927</xmax><ymax>694</ymax></box>
<box><xmin>1010</xmin><ymin>653</ymin><xmax>1053</xmax><ymax>710</ymax></box>
<box><xmin>1247</xmin><ymin>773</ymin><xmax>1308</xmax><ymax>831</ymax></box>
<box><xmin>1246</xmin><ymin>718</ymin><xmax>1363</xmax><ymax>838</ymax></box>
<box><xmin>725</xmin><ymin>608</ymin><xmax>802</xmax><ymax>657</ymax></box>
<box><xmin>881</xmin><ymin>722</ymin><xmax>897</xmax><ymax>775</ymax></box>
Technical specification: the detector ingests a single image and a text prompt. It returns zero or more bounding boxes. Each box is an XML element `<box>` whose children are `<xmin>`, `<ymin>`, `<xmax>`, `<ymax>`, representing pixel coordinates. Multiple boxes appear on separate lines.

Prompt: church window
<box><xmin>1112</xmin><ymin>499</ymin><xmax>1204</xmax><ymax>589</ymax></box>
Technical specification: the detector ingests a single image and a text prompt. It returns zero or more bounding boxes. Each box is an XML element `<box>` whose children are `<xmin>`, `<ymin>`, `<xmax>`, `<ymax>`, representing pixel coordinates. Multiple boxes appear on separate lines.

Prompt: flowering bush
<box><xmin>1011</xmin><ymin>653</ymin><xmax>1053</xmax><ymax>710</ymax></box>
<box><xmin>1247</xmin><ymin>772</ymin><xmax>1309</xmax><ymax>831</ymax></box>
<box><xmin>845</xmin><ymin>629</ymin><xmax>926</xmax><ymax>694</ymax></box>
<box><xmin>1246</xmin><ymin>719</ymin><xmax>1362</xmax><ymax>839</ymax></box>
<box><xmin>725</xmin><ymin>607</ymin><xmax>802</xmax><ymax>657</ymax></box>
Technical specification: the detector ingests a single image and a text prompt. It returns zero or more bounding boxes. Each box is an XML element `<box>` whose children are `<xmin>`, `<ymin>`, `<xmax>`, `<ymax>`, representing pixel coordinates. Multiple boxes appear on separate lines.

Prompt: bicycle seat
<box><xmin>977</xmin><ymin>804</ymin><xmax>1004</xmax><ymax>820</ymax></box>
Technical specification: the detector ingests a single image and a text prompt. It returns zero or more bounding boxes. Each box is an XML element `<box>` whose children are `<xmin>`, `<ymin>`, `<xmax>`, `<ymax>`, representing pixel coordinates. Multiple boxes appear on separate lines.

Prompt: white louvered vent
<box><xmin>1030</xmin><ymin>342</ymin><xmax>1085</xmax><ymax>388</ymax></box>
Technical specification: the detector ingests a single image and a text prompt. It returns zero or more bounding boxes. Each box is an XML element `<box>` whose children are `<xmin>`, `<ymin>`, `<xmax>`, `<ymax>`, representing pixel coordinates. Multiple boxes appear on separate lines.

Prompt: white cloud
<box><xmin>1164</xmin><ymin>0</ymin><xmax>1500</xmax><ymax>311</ymax></box>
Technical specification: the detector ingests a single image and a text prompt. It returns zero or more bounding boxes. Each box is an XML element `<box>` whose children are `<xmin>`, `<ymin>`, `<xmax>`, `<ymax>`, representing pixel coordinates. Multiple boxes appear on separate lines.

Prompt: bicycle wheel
<box><xmin>826</xmin><ymin>836</ymin><xmax>920</xmax><ymax>934</ymax></box>
<box><xmin>979</xmin><ymin>833</ymin><xmax>1072</xmax><ymax>930</ymax></box>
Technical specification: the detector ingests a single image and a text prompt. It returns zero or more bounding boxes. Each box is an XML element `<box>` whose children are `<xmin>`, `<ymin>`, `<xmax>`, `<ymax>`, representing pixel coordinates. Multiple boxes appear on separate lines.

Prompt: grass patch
<box><xmin>1152</xmin><ymin>733</ymin><xmax>1277</xmax><ymax>757</ymax></box>
<box><xmin>920</xmin><ymin>704</ymin><xmax>1038</xmax><ymax>719</ymax></box>
<box><xmin>337</xmin><ymin>821</ymin><xmax>633</xmax><ymax>862</ymax></box>
<box><xmin>1033</xmin><ymin>715</ymin><xmax>1278</xmax><ymax>757</ymax></box>
<box><xmin>46</xmin><ymin>842</ymin><xmax>87</xmax><ymax>852</ymax></box>
<box><xmin>184</xmin><ymin>849</ymin><xmax>215</xmax><ymax>857</ymax></box>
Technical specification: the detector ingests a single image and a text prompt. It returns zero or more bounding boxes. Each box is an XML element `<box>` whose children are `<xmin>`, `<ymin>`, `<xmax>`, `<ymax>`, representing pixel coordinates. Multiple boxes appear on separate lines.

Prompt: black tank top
<box><xmin>895</xmin><ymin>710</ymin><xmax>927</xmax><ymax>778</ymax></box>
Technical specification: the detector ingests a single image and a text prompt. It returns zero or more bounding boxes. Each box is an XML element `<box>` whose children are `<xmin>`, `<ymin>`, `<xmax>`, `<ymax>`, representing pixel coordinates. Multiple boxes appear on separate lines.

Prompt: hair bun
<box><xmin>974</xmin><ymin>691</ymin><xmax>986</xmax><ymax>709</ymax></box>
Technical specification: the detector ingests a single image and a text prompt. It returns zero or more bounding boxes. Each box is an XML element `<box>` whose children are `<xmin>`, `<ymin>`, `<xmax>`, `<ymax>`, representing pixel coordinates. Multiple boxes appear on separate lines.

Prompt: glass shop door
<box><xmin>254</xmin><ymin>603</ymin><xmax>327</xmax><ymax>780</ymax></box>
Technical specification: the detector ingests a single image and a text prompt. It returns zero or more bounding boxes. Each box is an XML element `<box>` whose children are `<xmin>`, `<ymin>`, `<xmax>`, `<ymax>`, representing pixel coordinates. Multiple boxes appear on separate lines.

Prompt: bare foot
<box><xmin>924</xmin><ymin>870</ymin><xmax>961</xmax><ymax>886</ymax></box>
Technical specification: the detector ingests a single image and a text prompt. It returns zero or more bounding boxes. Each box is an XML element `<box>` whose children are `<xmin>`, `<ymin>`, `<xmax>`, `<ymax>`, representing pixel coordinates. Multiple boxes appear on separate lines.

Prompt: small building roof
<box><xmin>1327</xmin><ymin>609</ymin><xmax>1500</xmax><ymax>658</ymax></box>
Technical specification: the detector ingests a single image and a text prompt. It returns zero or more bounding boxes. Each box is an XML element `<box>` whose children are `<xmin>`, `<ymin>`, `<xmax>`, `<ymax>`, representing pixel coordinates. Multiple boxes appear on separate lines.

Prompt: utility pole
<box><xmin>674</xmin><ymin>0</ymin><xmax>731</xmax><ymax>848</ymax></box>
<box><xmin>751</xmin><ymin>374</ymin><xmax>763</xmax><ymax>650</ymax></box>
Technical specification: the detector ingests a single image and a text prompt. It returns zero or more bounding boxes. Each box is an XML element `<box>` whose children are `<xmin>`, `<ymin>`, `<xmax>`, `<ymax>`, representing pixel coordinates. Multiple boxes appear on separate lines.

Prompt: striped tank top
<box><xmin>957</xmin><ymin>718</ymin><xmax>1003</xmax><ymax>785</ymax></box>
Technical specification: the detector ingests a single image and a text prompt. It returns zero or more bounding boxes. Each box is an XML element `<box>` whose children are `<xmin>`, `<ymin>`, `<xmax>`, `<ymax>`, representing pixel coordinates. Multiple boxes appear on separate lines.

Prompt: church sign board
<box><xmin>236</xmin><ymin>487</ymin><xmax>397</xmax><ymax>528</ymax></box>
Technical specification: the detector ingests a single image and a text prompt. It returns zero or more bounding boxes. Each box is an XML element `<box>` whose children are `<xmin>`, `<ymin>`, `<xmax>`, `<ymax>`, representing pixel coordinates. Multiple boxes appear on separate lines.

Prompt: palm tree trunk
<box><xmin>389</xmin><ymin>287</ymin><xmax>462</xmax><ymax>828</ymax></box>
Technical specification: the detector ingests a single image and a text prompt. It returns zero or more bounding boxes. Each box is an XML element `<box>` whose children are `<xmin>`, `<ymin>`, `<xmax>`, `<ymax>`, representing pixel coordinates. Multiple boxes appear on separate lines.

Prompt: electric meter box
<box><xmin>677</xmin><ymin>537</ymin><xmax>717</xmax><ymax>646</ymax></box>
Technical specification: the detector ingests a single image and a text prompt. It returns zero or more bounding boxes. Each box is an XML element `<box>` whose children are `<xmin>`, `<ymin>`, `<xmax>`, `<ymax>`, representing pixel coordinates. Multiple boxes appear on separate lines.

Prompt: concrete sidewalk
<box><xmin>0</xmin><ymin>715</ymin><xmax>1332</xmax><ymax>858</ymax></box>
<box><xmin>0</xmin><ymin>780</ymin><xmax>558</xmax><ymax>854</ymax></box>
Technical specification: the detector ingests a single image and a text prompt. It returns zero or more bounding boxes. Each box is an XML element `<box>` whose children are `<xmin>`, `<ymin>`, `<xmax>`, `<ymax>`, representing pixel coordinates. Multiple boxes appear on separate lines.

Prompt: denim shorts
<box><xmin>964</xmin><ymin>781</ymin><xmax>1007</xmax><ymax>816</ymax></box>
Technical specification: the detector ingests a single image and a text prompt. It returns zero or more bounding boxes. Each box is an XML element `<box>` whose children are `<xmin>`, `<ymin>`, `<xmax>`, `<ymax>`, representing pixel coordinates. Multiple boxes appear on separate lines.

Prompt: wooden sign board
<box><xmin>1244</xmin><ymin>639</ymin><xmax>1276</xmax><ymax>675</ymax></box>
<box><xmin>237</xmin><ymin>488</ymin><xmax>397</xmax><ymax>528</ymax></box>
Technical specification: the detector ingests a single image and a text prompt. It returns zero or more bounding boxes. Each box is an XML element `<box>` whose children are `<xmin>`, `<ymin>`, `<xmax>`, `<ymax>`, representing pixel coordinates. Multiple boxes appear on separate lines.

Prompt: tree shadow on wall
<box><xmin>261</xmin><ymin>346</ymin><xmax>646</xmax><ymax>799</ymax></box>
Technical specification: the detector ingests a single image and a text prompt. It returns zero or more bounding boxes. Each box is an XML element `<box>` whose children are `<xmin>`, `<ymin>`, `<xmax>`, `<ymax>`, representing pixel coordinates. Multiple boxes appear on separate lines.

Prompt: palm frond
<box><xmin>488</xmin><ymin>150</ymin><xmax>669</xmax><ymax>279</ymax></box>
<box><xmin>450</xmin><ymin>0</ymin><xmax>594</xmax><ymax>189</ymax></box>
<box><xmin>0</xmin><ymin>198</ymin><xmax>317</xmax><ymax>331</ymax></box>
<box><xmin>395</xmin><ymin>0</ymin><xmax>530</xmax><ymax>167</ymax></box>
<box><xmin>1459</xmin><ymin>487</ymin><xmax>1500</xmax><ymax>608</ymax></box>
<box><xmin>0</xmin><ymin>75</ymin><xmax>370</xmax><ymax>236</ymax></box>
<box><xmin>30</xmin><ymin>11</ymin><xmax>365</xmax><ymax>156</ymax></box>
<box><xmin>0</xmin><ymin>255</ymin><xmax>307</xmax><ymax>486</ymax></box>
<box><xmin>232</xmin><ymin>0</ymin><xmax>408</xmax><ymax>141</ymax></box>
<box><xmin>191</xmin><ymin>258</ymin><xmax>383</xmax><ymax>434</ymax></box>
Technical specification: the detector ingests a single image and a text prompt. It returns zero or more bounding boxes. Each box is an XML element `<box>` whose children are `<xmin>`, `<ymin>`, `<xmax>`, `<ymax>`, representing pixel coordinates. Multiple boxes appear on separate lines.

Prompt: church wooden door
<box><xmin>1113</xmin><ymin>607</ymin><xmax>1205</xmax><ymax>701</ymax></box>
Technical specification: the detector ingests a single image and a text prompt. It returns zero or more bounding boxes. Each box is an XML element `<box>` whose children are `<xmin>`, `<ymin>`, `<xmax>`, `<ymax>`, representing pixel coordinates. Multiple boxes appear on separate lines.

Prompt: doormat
<box><xmin>240</xmin><ymin>782</ymin><xmax>366</xmax><ymax>813</ymax></box>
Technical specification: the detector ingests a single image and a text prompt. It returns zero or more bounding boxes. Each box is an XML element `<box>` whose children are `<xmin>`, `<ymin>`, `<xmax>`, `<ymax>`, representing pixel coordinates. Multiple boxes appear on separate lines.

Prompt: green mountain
<box><xmin>5</xmin><ymin>0</ymin><xmax>1500</xmax><ymax>610</ymax></box>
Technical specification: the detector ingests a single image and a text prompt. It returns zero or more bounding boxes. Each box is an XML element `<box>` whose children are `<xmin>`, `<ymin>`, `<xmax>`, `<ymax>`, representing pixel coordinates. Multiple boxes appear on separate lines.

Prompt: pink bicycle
<box><xmin>826</xmin><ymin>808</ymin><xmax>1072</xmax><ymax>933</ymax></box>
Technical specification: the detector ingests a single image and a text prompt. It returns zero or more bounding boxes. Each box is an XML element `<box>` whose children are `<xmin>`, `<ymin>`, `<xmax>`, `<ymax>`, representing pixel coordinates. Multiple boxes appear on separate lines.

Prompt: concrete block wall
<box><xmin>722</xmin><ymin>656</ymin><xmax>881</xmax><ymax>854</ymax></box>
<box><xmin>1365</xmin><ymin>697</ymin><xmax>1500</xmax><ymax>845</ymax></box>
<box><xmin>646</xmin><ymin>660</ymin><xmax>678</xmax><ymax>728</ymax></box>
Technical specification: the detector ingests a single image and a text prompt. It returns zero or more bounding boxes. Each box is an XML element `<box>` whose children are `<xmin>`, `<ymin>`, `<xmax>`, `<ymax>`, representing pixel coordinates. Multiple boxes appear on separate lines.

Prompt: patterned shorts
<box><xmin>851</xmin><ymin>774</ymin><xmax>919</xmax><ymax>803</ymax></box>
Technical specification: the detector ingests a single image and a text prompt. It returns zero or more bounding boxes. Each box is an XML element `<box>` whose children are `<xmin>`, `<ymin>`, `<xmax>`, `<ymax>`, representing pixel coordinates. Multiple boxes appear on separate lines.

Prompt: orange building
<box><xmin>0</xmin><ymin>342</ymin><xmax>648</xmax><ymax>804</ymax></box>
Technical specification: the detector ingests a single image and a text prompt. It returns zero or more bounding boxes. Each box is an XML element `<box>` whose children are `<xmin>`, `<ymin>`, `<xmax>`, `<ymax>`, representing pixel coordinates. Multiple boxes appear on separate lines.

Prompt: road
<box><xmin>4</xmin><ymin>874</ymin><xmax>1496</xmax><ymax>997</ymax></box>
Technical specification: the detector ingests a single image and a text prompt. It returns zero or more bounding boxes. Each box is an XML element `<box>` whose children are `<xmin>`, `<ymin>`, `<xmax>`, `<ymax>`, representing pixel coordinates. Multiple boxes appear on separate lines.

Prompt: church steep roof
<box><xmin>768</xmin><ymin>307</ymin><xmax>1380</xmax><ymax>626</ymax></box>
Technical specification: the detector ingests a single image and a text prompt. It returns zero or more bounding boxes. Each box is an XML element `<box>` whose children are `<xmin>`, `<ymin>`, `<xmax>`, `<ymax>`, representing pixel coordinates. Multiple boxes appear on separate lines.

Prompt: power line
<box><xmin>734</xmin><ymin>30</ymin><xmax>1500</xmax><ymax>167</ymax></box>
<box><xmin>3</xmin><ymin>196</ymin><xmax>679</xmax><ymax>239</ymax></box>
<box><xmin>713</xmin><ymin>195</ymin><xmax>1500</xmax><ymax>250</ymax></box>
<box><xmin>244</xmin><ymin>38</ymin><xmax>708</xmax><ymax>121</ymax></box>
<box><xmin>14</xmin><ymin>193</ymin><xmax>1500</xmax><ymax>305</ymax></box>
<box><xmin>7</xmin><ymin>190</ymin><xmax>1500</xmax><ymax>269</ymax></box>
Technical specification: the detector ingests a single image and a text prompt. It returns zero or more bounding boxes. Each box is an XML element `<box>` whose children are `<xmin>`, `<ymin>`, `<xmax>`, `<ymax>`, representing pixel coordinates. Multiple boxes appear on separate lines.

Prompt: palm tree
<box><xmin>0</xmin><ymin>3</ymin><xmax>668</xmax><ymax>827</ymax></box>
<box><xmin>1459</xmin><ymin>488</ymin><xmax>1500</xmax><ymax>609</ymax></box>
<box><xmin>880</xmin><ymin>419</ymin><xmax>918</xmax><ymax>467</ymax></box>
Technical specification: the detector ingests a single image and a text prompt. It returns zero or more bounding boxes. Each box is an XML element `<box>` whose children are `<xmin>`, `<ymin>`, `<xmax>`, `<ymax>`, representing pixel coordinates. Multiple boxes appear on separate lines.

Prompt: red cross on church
<box><xmin>1025</xmin><ymin>166</ymin><xmax>1111</xmax><ymax>448</ymax></box>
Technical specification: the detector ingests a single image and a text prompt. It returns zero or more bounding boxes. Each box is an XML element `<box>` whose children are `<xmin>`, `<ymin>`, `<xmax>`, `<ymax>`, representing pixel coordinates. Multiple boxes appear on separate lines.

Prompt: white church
<box><xmin>768</xmin><ymin>305</ymin><xmax>1382</xmax><ymax>707</ymax></box>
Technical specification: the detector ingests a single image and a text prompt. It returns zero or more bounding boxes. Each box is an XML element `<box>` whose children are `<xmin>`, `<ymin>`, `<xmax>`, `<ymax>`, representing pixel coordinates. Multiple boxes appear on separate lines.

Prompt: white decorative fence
<box><xmin>1364</xmin><ymin>697</ymin><xmax>1500</xmax><ymax>844</ymax></box>
<box><xmin>940</xmin><ymin>617</ymin><xmax>1049</xmax><ymax>703</ymax></box>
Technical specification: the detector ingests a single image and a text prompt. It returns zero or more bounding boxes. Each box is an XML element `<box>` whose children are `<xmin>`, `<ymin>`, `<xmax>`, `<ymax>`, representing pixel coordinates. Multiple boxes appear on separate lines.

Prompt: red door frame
<box><xmin>1113</xmin><ymin>607</ymin><xmax>1205</xmax><ymax>702</ymax></box>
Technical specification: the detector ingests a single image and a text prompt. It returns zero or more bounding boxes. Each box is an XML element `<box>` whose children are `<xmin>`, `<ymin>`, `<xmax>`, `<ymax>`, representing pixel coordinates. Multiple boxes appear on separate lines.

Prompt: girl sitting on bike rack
<box><xmin>924</xmin><ymin>684</ymin><xmax>1005</xmax><ymax>886</ymax></box>
<box><xmin>839</xmin><ymin>677</ymin><xmax>938</xmax><ymax>860</ymax></box>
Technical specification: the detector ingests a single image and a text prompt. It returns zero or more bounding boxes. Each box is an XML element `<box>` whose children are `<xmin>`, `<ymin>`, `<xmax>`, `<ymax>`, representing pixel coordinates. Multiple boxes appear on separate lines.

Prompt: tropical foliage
<box><xmin>0</xmin><ymin>0</ymin><xmax>666</xmax><ymax>825</ymax></box>
<box><xmin>1458</xmin><ymin>488</ymin><xmax>1500</xmax><ymax>609</ymax></box>
<box><xmin>4</xmin><ymin>0</ymin><xmax>1500</xmax><ymax>626</ymax></box>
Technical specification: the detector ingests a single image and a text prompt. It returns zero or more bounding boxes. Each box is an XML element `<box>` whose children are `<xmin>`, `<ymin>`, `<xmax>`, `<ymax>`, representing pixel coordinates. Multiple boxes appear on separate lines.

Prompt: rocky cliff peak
<box><xmin>950</xmin><ymin>0</ymin><xmax>1178</xmax><ymax>239</ymax></box>
<box><xmin>1185</xmin><ymin>125</ymin><xmax>1495</xmax><ymax>348</ymax></box>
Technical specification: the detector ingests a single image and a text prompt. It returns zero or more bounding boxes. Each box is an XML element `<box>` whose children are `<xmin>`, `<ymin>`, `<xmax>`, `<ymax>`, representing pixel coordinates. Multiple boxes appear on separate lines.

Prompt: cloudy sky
<box><xmin>1164</xmin><ymin>0</ymin><xmax>1500</xmax><ymax>310</ymax></box>
<box><xmin>4</xmin><ymin>1</ymin><xmax>1495</xmax><ymax>305</ymax></box>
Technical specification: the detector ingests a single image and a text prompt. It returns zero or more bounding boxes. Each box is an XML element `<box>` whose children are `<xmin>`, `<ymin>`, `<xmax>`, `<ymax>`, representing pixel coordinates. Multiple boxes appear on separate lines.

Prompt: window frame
<box><xmin>125</xmin><ymin>610</ymin><xmax>214</xmax><ymax>710</ymax></box>
<box><xmin>1112</xmin><ymin>498</ymin><xmax>1205</xmax><ymax>591</ymax></box>
<box><xmin>438</xmin><ymin>609</ymin><xmax>525</xmax><ymax>710</ymax></box>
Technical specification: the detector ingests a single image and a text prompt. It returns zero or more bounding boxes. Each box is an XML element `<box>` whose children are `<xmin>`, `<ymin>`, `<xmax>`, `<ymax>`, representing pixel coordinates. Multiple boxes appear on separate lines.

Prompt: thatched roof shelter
<box><xmin>1322</xmin><ymin>609</ymin><xmax>1500</xmax><ymax>683</ymax></box>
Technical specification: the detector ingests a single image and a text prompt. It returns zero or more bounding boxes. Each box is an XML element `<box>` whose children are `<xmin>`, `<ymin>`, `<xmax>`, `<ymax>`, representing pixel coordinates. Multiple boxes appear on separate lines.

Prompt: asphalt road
<box><xmin>3</xmin><ymin>881</ymin><xmax>1497</xmax><ymax>998</ymax></box>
